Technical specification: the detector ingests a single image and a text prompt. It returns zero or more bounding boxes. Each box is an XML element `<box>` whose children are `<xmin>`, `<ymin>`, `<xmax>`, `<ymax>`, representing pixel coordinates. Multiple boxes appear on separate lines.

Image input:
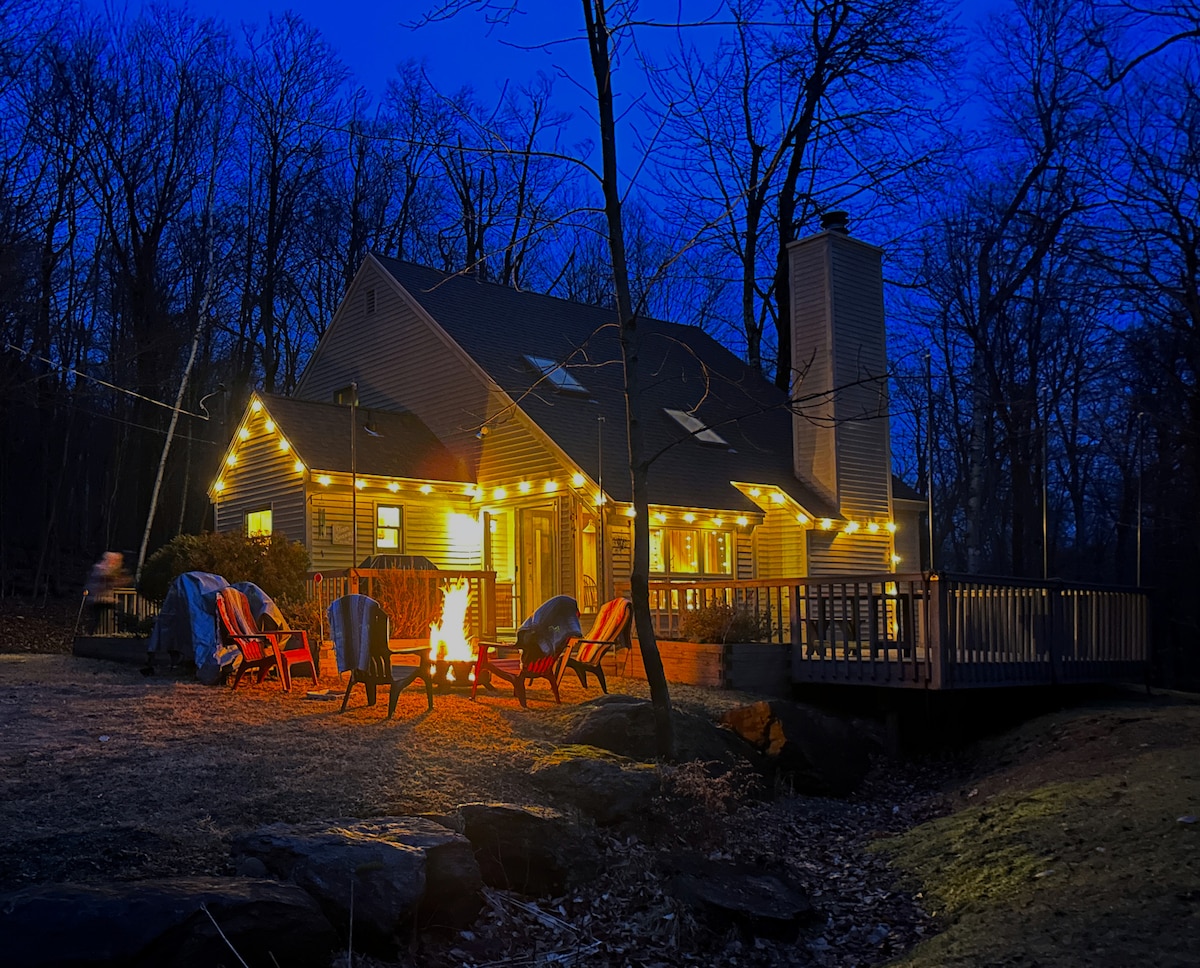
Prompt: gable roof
<box><xmin>374</xmin><ymin>257</ymin><xmax>836</xmax><ymax>516</ymax></box>
<box><xmin>259</xmin><ymin>393</ymin><xmax>470</xmax><ymax>483</ymax></box>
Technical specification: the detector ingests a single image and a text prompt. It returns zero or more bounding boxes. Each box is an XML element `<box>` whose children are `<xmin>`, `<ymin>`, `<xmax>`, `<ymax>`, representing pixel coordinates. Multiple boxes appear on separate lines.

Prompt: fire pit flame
<box><xmin>429</xmin><ymin>579</ymin><xmax>476</xmax><ymax>664</ymax></box>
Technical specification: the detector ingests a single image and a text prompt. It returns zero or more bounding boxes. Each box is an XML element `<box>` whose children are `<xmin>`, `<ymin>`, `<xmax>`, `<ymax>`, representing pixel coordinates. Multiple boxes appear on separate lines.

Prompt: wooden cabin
<box><xmin>209</xmin><ymin>219</ymin><xmax>924</xmax><ymax>632</ymax></box>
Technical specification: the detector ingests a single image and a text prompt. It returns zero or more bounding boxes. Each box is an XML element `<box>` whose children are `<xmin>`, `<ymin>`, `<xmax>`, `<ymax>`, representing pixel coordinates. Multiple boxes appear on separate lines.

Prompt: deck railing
<box><xmin>305</xmin><ymin>569</ymin><xmax>499</xmax><ymax>641</ymax></box>
<box><xmin>624</xmin><ymin>572</ymin><xmax>1150</xmax><ymax>690</ymax></box>
<box><xmin>80</xmin><ymin>587</ymin><xmax>160</xmax><ymax>636</ymax></box>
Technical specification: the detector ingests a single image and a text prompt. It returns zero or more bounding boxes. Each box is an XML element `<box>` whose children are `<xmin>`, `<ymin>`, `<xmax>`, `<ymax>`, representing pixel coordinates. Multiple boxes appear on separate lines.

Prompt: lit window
<box><xmin>701</xmin><ymin>531</ymin><xmax>732</xmax><ymax>574</ymax></box>
<box><xmin>668</xmin><ymin>530</ymin><xmax>700</xmax><ymax>573</ymax></box>
<box><xmin>246</xmin><ymin>509</ymin><xmax>272</xmax><ymax>537</ymax></box>
<box><xmin>650</xmin><ymin>529</ymin><xmax>666</xmax><ymax>573</ymax></box>
<box><xmin>377</xmin><ymin>505</ymin><xmax>401</xmax><ymax>549</ymax></box>
<box><xmin>523</xmin><ymin>355</ymin><xmax>588</xmax><ymax>394</ymax></box>
<box><xmin>664</xmin><ymin>408</ymin><xmax>728</xmax><ymax>446</ymax></box>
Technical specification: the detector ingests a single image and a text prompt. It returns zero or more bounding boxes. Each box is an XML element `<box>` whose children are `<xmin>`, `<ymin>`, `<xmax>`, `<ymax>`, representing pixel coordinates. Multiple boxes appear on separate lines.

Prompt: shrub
<box><xmin>677</xmin><ymin>603</ymin><xmax>771</xmax><ymax>644</ymax></box>
<box><xmin>139</xmin><ymin>531</ymin><xmax>310</xmax><ymax>605</ymax></box>
<box><xmin>368</xmin><ymin>570</ymin><xmax>443</xmax><ymax>639</ymax></box>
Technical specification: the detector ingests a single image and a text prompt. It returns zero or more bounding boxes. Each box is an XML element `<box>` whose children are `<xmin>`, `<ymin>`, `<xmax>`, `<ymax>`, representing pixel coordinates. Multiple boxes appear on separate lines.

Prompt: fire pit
<box><xmin>431</xmin><ymin>658</ymin><xmax>476</xmax><ymax>690</ymax></box>
<box><xmin>427</xmin><ymin>579</ymin><xmax>479</xmax><ymax>690</ymax></box>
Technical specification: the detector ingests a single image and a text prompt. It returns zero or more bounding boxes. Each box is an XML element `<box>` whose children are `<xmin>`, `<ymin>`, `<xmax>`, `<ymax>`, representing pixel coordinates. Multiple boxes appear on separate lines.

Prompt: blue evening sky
<box><xmin>173</xmin><ymin>0</ymin><xmax>1003</xmax><ymax>122</ymax></box>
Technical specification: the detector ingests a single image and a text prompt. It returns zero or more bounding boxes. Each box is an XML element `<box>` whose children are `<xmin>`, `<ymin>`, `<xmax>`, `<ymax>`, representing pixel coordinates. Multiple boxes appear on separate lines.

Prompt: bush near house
<box><xmin>677</xmin><ymin>604</ymin><xmax>772</xmax><ymax>644</ymax></box>
<box><xmin>139</xmin><ymin>532</ymin><xmax>310</xmax><ymax>607</ymax></box>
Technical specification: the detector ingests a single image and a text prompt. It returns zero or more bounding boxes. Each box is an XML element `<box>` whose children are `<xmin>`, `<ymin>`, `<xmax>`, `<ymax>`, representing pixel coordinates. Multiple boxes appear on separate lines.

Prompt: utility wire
<box><xmin>3</xmin><ymin>344</ymin><xmax>213</xmax><ymax>420</ymax></box>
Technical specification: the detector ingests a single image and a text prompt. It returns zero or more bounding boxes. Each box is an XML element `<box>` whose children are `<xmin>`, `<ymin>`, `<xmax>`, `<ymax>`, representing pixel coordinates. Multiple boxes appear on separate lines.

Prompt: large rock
<box><xmin>664</xmin><ymin>854</ymin><xmax>814</xmax><ymax>941</ymax></box>
<box><xmin>529</xmin><ymin>745</ymin><xmax>660</xmax><ymax>825</ymax></box>
<box><xmin>0</xmin><ymin>876</ymin><xmax>336</xmax><ymax>968</ymax></box>
<box><xmin>720</xmin><ymin>701</ymin><xmax>880</xmax><ymax>796</ymax></box>
<box><xmin>455</xmin><ymin>802</ymin><xmax>599</xmax><ymax>896</ymax></box>
<box><xmin>565</xmin><ymin>695</ymin><xmax>748</xmax><ymax>767</ymax></box>
<box><xmin>231</xmin><ymin>817</ymin><xmax>481</xmax><ymax>942</ymax></box>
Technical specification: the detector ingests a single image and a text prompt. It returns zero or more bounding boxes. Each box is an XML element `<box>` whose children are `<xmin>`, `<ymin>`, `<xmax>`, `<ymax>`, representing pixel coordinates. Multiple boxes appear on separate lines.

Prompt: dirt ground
<box><xmin>1</xmin><ymin>601</ymin><xmax>1197</xmax><ymax>967</ymax></box>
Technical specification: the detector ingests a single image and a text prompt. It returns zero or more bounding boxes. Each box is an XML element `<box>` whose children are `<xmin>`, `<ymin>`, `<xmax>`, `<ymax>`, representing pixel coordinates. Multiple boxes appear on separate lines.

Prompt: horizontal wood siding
<box><xmin>893</xmin><ymin>502</ymin><xmax>922</xmax><ymax>570</ymax></box>
<box><xmin>789</xmin><ymin>238</ymin><xmax>836</xmax><ymax>502</ymax></box>
<box><xmin>829</xmin><ymin>238</ymin><xmax>891</xmax><ymax>521</ymax></box>
<box><xmin>754</xmin><ymin>508</ymin><xmax>805</xmax><ymax>579</ymax></box>
<box><xmin>214</xmin><ymin>426</ymin><xmax>304</xmax><ymax>543</ymax></box>
<box><xmin>307</xmin><ymin>484</ymin><xmax>479</xmax><ymax>571</ymax></box>
<box><xmin>807</xmin><ymin>530</ymin><xmax>893</xmax><ymax>576</ymax></box>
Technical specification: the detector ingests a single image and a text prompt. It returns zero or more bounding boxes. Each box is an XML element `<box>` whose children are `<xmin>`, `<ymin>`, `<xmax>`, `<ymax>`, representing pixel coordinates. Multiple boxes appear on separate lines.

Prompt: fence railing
<box><xmin>81</xmin><ymin>587</ymin><xmax>160</xmax><ymax>636</ymax></box>
<box><xmin>624</xmin><ymin>573</ymin><xmax>1149</xmax><ymax>690</ymax></box>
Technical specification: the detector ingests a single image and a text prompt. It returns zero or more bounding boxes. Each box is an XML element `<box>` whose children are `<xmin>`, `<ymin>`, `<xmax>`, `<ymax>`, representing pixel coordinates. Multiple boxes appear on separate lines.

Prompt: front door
<box><xmin>519</xmin><ymin>505</ymin><xmax>557</xmax><ymax>617</ymax></box>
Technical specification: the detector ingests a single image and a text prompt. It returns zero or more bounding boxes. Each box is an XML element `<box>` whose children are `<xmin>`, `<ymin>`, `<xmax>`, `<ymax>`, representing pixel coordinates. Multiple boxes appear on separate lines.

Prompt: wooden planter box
<box><xmin>606</xmin><ymin>639</ymin><xmax>791</xmax><ymax>695</ymax></box>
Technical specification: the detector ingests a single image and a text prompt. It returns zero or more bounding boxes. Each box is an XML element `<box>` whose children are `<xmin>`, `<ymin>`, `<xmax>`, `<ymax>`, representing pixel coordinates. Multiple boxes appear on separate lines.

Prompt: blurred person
<box><xmin>84</xmin><ymin>552</ymin><xmax>130</xmax><ymax>634</ymax></box>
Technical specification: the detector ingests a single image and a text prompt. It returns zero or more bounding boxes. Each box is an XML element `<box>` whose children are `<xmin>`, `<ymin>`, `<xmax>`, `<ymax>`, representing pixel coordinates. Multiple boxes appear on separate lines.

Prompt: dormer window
<box><xmin>665</xmin><ymin>408</ymin><xmax>728</xmax><ymax>446</ymax></box>
<box><xmin>524</xmin><ymin>354</ymin><xmax>588</xmax><ymax>395</ymax></box>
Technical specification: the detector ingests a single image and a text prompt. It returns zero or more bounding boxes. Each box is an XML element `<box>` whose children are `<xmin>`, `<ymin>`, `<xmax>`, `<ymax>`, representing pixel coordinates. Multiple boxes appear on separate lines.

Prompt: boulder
<box><xmin>721</xmin><ymin>701</ymin><xmax>880</xmax><ymax>796</ymax></box>
<box><xmin>664</xmin><ymin>854</ymin><xmax>814</xmax><ymax>941</ymax></box>
<box><xmin>455</xmin><ymin>802</ymin><xmax>599</xmax><ymax>896</ymax></box>
<box><xmin>565</xmin><ymin>696</ymin><xmax>748</xmax><ymax>768</ymax></box>
<box><xmin>0</xmin><ymin>876</ymin><xmax>336</xmax><ymax>968</ymax></box>
<box><xmin>231</xmin><ymin>816</ymin><xmax>481</xmax><ymax>942</ymax></box>
<box><xmin>529</xmin><ymin>745</ymin><xmax>660</xmax><ymax>825</ymax></box>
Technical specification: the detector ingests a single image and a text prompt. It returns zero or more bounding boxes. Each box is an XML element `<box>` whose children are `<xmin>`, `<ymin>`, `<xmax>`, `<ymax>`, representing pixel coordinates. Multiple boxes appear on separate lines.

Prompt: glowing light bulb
<box><xmin>279</xmin><ymin>439</ymin><xmax>289</xmax><ymax>452</ymax></box>
<box><xmin>736</xmin><ymin>516</ymin><xmax>748</xmax><ymax>527</ymax></box>
<box><xmin>293</xmin><ymin>461</ymin><xmax>305</xmax><ymax>474</ymax></box>
<box><xmin>770</xmin><ymin>492</ymin><xmax>785</xmax><ymax>504</ymax></box>
<box><xmin>625</xmin><ymin>507</ymin><xmax>636</xmax><ymax>517</ymax></box>
<box><xmin>544</xmin><ymin>480</ymin><xmax>558</xmax><ymax>493</ymax></box>
<box><xmin>891</xmin><ymin>553</ymin><xmax>902</xmax><ymax>565</ymax></box>
<box><xmin>868</xmin><ymin>521</ymin><xmax>880</xmax><ymax>533</ymax></box>
<box><xmin>318</xmin><ymin>475</ymin><xmax>331</xmax><ymax>486</ymax></box>
<box><xmin>420</xmin><ymin>484</ymin><xmax>433</xmax><ymax>495</ymax></box>
<box><xmin>683</xmin><ymin>512</ymin><xmax>696</xmax><ymax>523</ymax></box>
<box><xmin>264</xmin><ymin>419</ymin><xmax>275</xmax><ymax>432</ymax></box>
<box><xmin>885</xmin><ymin>521</ymin><xmax>897</xmax><ymax>533</ymax></box>
<box><xmin>250</xmin><ymin>400</ymin><xmax>262</xmax><ymax>413</ymax></box>
<box><xmin>238</xmin><ymin>427</ymin><xmax>249</xmax><ymax>441</ymax></box>
<box><xmin>214</xmin><ymin>480</ymin><xmax>224</xmax><ymax>492</ymax></box>
<box><xmin>748</xmin><ymin>487</ymin><xmax>761</xmax><ymax>498</ymax></box>
<box><xmin>518</xmin><ymin>481</ymin><xmax>531</xmax><ymax>493</ymax></box>
<box><xmin>225</xmin><ymin>454</ymin><xmax>237</xmax><ymax>467</ymax></box>
<box><xmin>797</xmin><ymin>513</ymin><xmax>809</xmax><ymax>525</ymax></box>
<box><xmin>572</xmin><ymin>473</ymin><xmax>585</xmax><ymax>487</ymax></box>
<box><xmin>493</xmin><ymin>487</ymin><xmax>507</xmax><ymax>500</ymax></box>
<box><xmin>355</xmin><ymin>479</ymin><xmax>365</xmax><ymax>490</ymax></box>
<box><xmin>820</xmin><ymin>518</ymin><xmax>833</xmax><ymax>530</ymax></box>
<box><xmin>844</xmin><ymin>521</ymin><xmax>860</xmax><ymax>534</ymax></box>
<box><xmin>653</xmin><ymin>512</ymin><xmax>667</xmax><ymax>523</ymax></box>
<box><xmin>388</xmin><ymin>482</ymin><xmax>400</xmax><ymax>493</ymax></box>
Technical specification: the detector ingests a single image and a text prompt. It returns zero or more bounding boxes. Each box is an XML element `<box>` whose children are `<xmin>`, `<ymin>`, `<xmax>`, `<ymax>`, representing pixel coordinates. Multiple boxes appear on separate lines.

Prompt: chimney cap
<box><xmin>820</xmin><ymin>210</ymin><xmax>850</xmax><ymax>234</ymax></box>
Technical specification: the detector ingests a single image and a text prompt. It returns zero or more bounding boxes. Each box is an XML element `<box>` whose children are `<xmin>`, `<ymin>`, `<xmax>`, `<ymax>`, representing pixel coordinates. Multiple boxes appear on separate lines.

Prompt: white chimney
<box><xmin>789</xmin><ymin>214</ymin><xmax>892</xmax><ymax>524</ymax></box>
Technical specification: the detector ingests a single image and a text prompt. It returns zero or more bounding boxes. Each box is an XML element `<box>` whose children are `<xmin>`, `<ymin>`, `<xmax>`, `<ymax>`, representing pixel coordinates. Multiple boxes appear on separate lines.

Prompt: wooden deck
<box><xmin>633</xmin><ymin>573</ymin><xmax>1150</xmax><ymax>691</ymax></box>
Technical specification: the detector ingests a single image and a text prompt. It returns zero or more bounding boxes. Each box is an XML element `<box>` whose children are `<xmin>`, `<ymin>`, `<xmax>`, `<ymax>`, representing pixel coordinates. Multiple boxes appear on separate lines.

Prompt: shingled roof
<box><xmin>375</xmin><ymin>257</ymin><xmax>838</xmax><ymax>516</ymax></box>
<box><xmin>258</xmin><ymin>393</ymin><xmax>470</xmax><ymax>483</ymax></box>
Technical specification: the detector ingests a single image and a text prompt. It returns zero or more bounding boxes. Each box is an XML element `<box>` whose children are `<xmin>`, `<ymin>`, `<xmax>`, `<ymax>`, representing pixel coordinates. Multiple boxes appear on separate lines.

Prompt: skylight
<box><xmin>665</xmin><ymin>408</ymin><xmax>728</xmax><ymax>446</ymax></box>
<box><xmin>524</xmin><ymin>354</ymin><xmax>588</xmax><ymax>395</ymax></box>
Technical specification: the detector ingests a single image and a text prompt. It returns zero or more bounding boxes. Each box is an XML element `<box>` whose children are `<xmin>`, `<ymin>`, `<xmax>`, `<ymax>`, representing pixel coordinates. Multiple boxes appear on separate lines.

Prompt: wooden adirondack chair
<box><xmin>565</xmin><ymin>597</ymin><xmax>633</xmax><ymax>695</ymax></box>
<box><xmin>328</xmin><ymin>594</ymin><xmax>433</xmax><ymax>718</ymax></box>
<box><xmin>472</xmin><ymin>596</ymin><xmax>581</xmax><ymax>708</ymax></box>
<box><xmin>216</xmin><ymin>586</ymin><xmax>315</xmax><ymax>691</ymax></box>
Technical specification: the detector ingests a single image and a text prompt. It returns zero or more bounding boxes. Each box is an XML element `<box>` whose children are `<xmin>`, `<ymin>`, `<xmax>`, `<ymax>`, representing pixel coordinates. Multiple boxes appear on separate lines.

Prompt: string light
<box><xmin>885</xmin><ymin>521</ymin><xmax>897</xmax><ymax>533</ymax></box>
<box><xmin>493</xmin><ymin>487</ymin><xmax>507</xmax><ymax>500</ymax></box>
<box><xmin>867</xmin><ymin>521</ymin><xmax>880</xmax><ymax>533</ymax></box>
<box><xmin>238</xmin><ymin>427</ymin><xmax>249</xmax><ymax>441</ymax></box>
<box><xmin>214</xmin><ymin>480</ymin><xmax>224</xmax><ymax>492</ymax></box>
<box><xmin>544</xmin><ymin>480</ymin><xmax>558</xmax><ymax>493</ymax></box>
<box><xmin>748</xmin><ymin>487</ymin><xmax>761</xmax><ymax>498</ymax></box>
<box><xmin>797</xmin><ymin>513</ymin><xmax>809</xmax><ymax>525</ymax></box>
<box><xmin>225</xmin><ymin>454</ymin><xmax>236</xmax><ymax>467</ymax></box>
<box><xmin>683</xmin><ymin>512</ymin><xmax>696</xmax><ymax>523</ymax></box>
<box><xmin>572</xmin><ymin>473</ymin><xmax>586</xmax><ymax>487</ymax></box>
<box><xmin>820</xmin><ymin>518</ymin><xmax>833</xmax><ymax>530</ymax></box>
<box><xmin>278</xmin><ymin>439</ymin><xmax>289</xmax><ymax>452</ymax></box>
<box><xmin>355</xmin><ymin>479</ymin><xmax>365</xmax><ymax>490</ymax></box>
<box><xmin>388</xmin><ymin>482</ymin><xmax>400</xmax><ymax>493</ymax></box>
<box><xmin>844</xmin><ymin>521</ymin><xmax>860</xmax><ymax>534</ymax></box>
<box><xmin>250</xmin><ymin>400</ymin><xmax>262</xmax><ymax>413</ymax></box>
<box><xmin>318</xmin><ymin>475</ymin><xmax>331</xmax><ymax>486</ymax></box>
<box><xmin>625</xmin><ymin>507</ymin><xmax>636</xmax><ymax>517</ymax></box>
<box><xmin>770</xmin><ymin>492</ymin><xmax>785</xmax><ymax>504</ymax></box>
<box><xmin>518</xmin><ymin>481</ymin><xmax>531</xmax><ymax>493</ymax></box>
<box><xmin>264</xmin><ymin>419</ymin><xmax>275</xmax><ymax>432</ymax></box>
<box><xmin>293</xmin><ymin>461</ymin><xmax>305</xmax><ymax>474</ymax></box>
<box><xmin>420</xmin><ymin>484</ymin><xmax>434</xmax><ymax>495</ymax></box>
<box><xmin>736</xmin><ymin>516</ymin><xmax>748</xmax><ymax>526</ymax></box>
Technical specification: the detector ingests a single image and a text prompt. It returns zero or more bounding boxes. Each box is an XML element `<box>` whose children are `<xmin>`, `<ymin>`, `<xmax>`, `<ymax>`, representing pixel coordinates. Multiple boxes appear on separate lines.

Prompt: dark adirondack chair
<box><xmin>472</xmin><ymin>596</ymin><xmax>581</xmax><ymax>708</ymax></box>
<box><xmin>565</xmin><ymin>597</ymin><xmax>633</xmax><ymax>695</ymax></box>
<box><xmin>328</xmin><ymin>594</ymin><xmax>433</xmax><ymax>718</ymax></box>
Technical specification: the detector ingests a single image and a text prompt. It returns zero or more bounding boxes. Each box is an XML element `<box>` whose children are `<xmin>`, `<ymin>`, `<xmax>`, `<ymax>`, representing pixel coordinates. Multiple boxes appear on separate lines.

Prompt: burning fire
<box><xmin>429</xmin><ymin>579</ymin><xmax>477</xmax><ymax>664</ymax></box>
